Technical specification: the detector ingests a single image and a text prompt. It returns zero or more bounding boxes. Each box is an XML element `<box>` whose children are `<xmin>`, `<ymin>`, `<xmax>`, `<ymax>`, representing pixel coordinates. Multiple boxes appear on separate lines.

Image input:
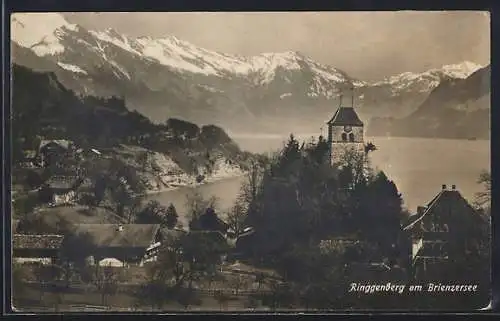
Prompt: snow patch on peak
<box><xmin>89</xmin><ymin>30</ymin><xmax>142</xmax><ymax>56</ymax></box>
<box><xmin>439</xmin><ymin>61</ymin><xmax>483</xmax><ymax>79</ymax></box>
<box><xmin>57</xmin><ymin>62</ymin><xmax>87</xmax><ymax>74</ymax></box>
<box><xmin>11</xmin><ymin>13</ymin><xmax>77</xmax><ymax>56</ymax></box>
<box><xmin>250</xmin><ymin>51</ymin><xmax>302</xmax><ymax>71</ymax></box>
<box><xmin>371</xmin><ymin>61</ymin><xmax>484</xmax><ymax>94</ymax></box>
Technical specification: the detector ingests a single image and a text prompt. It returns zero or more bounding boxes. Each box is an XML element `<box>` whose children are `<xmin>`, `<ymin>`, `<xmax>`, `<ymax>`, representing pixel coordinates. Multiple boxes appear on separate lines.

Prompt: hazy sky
<box><xmin>64</xmin><ymin>11</ymin><xmax>490</xmax><ymax>80</ymax></box>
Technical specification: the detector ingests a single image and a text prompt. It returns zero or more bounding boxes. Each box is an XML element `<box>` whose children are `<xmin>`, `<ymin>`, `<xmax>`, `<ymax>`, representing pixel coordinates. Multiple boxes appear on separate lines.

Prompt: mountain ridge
<box><xmin>367</xmin><ymin>64</ymin><xmax>490</xmax><ymax>140</ymax></box>
<box><xmin>11</xmin><ymin>12</ymin><xmax>488</xmax><ymax>137</ymax></box>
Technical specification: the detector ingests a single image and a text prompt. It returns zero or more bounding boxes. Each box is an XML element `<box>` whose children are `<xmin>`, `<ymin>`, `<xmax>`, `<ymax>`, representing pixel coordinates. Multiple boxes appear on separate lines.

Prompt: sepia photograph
<box><xmin>9</xmin><ymin>11</ymin><xmax>491</xmax><ymax>312</ymax></box>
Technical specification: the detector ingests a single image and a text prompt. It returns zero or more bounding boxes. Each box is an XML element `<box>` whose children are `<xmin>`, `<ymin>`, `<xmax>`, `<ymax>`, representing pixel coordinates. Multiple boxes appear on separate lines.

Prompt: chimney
<box><xmin>451</xmin><ymin>184</ymin><xmax>456</xmax><ymax>190</ymax></box>
<box><xmin>442</xmin><ymin>184</ymin><xmax>447</xmax><ymax>190</ymax></box>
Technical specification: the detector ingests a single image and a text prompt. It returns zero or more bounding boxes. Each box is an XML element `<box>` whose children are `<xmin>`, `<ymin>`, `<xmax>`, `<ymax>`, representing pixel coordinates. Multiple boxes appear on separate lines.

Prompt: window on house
<box><xmin>341</xmin><ymin>133</ymin><xmax>347</xmax><ymax>141</ymax></box>
<box><xmin>349</xmin><ymin>133</ymin><xmax>355</xmax><ymax>142</ymax></box>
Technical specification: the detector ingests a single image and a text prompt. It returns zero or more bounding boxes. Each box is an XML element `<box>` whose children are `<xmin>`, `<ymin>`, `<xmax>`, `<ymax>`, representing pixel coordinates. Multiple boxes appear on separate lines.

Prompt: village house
<box><xmin>13</xmin><ymin>234</ymin><xmax>64</xmax><ymax>265</ymax></box>
<box><xmin>38</xmin><ymin>139</ymin><xmax>75</xmax><ymax>168</ymax></box>
<box><xmin>403</xmin><ymin>184</ymin><xmax>488</xmax><ymax>281</ymax></box>
<box><xmin>40</xmin><ymin>175</ymin><xmax>79</xmax><ymax>206</ymax></box>
<box><xmin>72</xmin><ymin>223</ymin><xmax>162</xmax><ymax>267</ymax></box>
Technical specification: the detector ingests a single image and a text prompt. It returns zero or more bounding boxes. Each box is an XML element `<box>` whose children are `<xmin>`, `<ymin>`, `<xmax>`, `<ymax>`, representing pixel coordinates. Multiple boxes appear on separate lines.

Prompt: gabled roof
<box><xmin>404</xmin><ymin>188</ymin><xmax>478</xmax><ymax>231</ymax></box>
<box><xmin>13</xmin><ymin>234</ymin><xmax>64</xmax><ymax>250</ymax></box>
<box><xmin>404</xmin><ymin>213</ymin><xmax>422</xmax><ymax>227</ymax></box>
<box><xmin>327</xmin><ymin>107</ymin><xmax>363</xmax><ymax>126</ymax></box>
<box><xmin>73</xmin><ymin>224</ymin><xmax>160</xmax><ymax>248</ymax></box>
<box><xmin>39</xmin><ymin>139</ymin><xmax>72</xmax><ymax>150</ymax></box>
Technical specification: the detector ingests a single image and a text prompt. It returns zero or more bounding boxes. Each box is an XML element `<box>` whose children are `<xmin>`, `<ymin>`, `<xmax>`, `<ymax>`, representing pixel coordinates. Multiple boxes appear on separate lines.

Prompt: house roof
<box><xmin>403</xmin><ymin>188</ymin><xmax>479</xmax><ymax>231</ymax></box>
<box><xmin>403</xmin><ymin>214</ymin><xmax>421</xmax><ymax>228</ymax></box>
<box><xmin>73</xmin><ymin>224</ymin><xmax>160</xmax><ymax>248</ymax></box>
<box><xmin>327</xmin><ymin>107</ymin><xmax>364</xmax><ymax>126</ymax></box>
<box><xmin>39</xmin><ymin>139</ymin><xmax>72</xmax><ymax>150</ymax></box>
<box><xmin>13</xmin><ymin>234</ymin><xmax>64</xmax><ymax>250</ymax></box>
<box><xmin>76</xmin><ymin>148</ymin><xmax>102</xmax><ymax>156</ymax></box>
<box><xmin>45</xmin><ymin>176</ymin><xmax>79</xmax><ymax>190</ymax></box>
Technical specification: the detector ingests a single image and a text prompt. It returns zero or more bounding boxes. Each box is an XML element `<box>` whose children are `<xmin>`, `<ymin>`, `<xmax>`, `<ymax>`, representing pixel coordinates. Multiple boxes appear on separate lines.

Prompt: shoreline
<box><xmin>143</xmin><ymin>172</ymin><xmax>246</xmax><ymax>197</ymax></box>
<box><xmin>230</xmin><ymin>132</ymin><xmax>491</xmax><ymax>142</ymax></box>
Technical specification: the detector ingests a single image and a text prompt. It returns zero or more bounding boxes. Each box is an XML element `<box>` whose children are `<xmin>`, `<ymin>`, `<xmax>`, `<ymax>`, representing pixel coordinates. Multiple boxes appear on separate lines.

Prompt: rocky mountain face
<box><xmin>367</xmin><ymin>65</ymin><xmax>490</xmax><ymax>139</ymax></box>
<box><xmin>11</xmin><ymin>13</ymin><xmax>488</xmax><ymax>137</ymax></box>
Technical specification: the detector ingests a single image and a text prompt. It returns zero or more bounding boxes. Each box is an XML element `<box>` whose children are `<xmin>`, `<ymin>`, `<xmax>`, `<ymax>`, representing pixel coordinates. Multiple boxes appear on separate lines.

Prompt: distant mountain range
<box><xmin>11</xmin><ymin>13</ymin><xmax>490</xmax><ymax>139</ymax></box>
<box><xmin>367</xmin><ymin>65</ymin><xmax>490</xmax><ymax>140</ymax></box>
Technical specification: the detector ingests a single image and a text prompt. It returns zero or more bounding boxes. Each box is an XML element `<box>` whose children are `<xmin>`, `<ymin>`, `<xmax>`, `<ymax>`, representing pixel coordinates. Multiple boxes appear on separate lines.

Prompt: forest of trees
<box><xmin>222</xmin><ymin>134</ymin><xmax>409</xmax><ymax>309</ymax></box>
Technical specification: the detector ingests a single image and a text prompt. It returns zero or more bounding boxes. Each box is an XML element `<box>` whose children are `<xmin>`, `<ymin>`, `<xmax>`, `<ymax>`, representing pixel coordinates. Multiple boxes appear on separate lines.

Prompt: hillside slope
<box><xmin>12</xmin><ymin>64</ymin><xmax>256</xmax><ymax>191</ymax></box>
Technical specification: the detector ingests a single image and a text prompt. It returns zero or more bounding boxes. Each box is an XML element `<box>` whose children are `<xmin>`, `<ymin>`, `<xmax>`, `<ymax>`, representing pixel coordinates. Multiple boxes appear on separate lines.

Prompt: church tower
<box><xmin>326</xmin><ymin>85</ymin><xmax>364</xmax><ymax>167</ymax></box>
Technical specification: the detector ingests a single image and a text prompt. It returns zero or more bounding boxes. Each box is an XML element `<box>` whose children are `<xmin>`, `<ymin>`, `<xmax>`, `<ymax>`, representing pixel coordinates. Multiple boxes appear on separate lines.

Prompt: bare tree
<box><xmin>474</xmin><ymin>170</ymin><xmax>491</xmax><ymax>211</ymax></box>
<box><xmin>185</xmin><ymin>191</ymin><xmax>218</xmax><ymax>224</ymax></box>
<box><xmin>94</xmin><ymin>265</ymin><xmax>120</xmax><ymax>307</ymax></box>
<box><xmin>226</xmin><ymin>200</ymin><xmax>247</xmax><ymax>238</ymax></box>
<box><xmin>337</xmin><ymin>147</ymin><xmax>374</xmax><ymax>189</ymax></box>
<box><xmin>240</xmin><ymin>160</ymin><xmax>263</xmax><ymax>206</ymax></box>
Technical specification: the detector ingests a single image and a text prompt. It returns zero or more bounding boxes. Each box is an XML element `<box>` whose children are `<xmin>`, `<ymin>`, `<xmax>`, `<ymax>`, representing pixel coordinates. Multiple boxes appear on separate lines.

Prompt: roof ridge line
<box><xmin>404</xmin><ymin>190</ymin><xmax>445</xmax><ymax>230</ymax></box>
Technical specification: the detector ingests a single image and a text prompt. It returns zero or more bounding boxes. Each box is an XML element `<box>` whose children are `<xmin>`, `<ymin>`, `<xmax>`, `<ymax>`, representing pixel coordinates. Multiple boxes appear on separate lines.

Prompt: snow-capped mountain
<box><xmin>11</xmin><ymin>12</ymin><xmax>486</xmax><ymax>134</ymax></box>
<box><xmin>368</xmin><ymin>65</ymin><xmax>490</xmax><ymax>139</ymax></box>
<box><xmin>371</xmin><ymin>61</ymin><xmax>482</xmax><ymax>93</ymax></box>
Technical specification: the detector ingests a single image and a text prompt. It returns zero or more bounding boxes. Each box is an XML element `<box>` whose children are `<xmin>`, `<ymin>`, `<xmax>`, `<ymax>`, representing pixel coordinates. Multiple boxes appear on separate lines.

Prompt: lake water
<box><xmin>148</xmin><ymin>134</ymin><xmax>490</xmax><ymax>225</ymax></box>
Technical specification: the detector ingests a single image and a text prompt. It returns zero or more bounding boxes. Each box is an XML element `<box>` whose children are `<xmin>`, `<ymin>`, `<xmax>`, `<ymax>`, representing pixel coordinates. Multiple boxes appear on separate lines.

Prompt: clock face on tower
<box><xmin>344</xmin><ymin>125</ymin><xmax>352</xmax><ymax>133</ymax></box>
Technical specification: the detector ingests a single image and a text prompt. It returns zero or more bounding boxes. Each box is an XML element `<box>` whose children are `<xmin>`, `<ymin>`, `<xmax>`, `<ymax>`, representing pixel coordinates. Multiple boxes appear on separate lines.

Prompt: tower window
<box><xmin>341</xmin><ymin>133</ymin><xmax>347</xmax><ymax>141</ymax></box>
<box><xmin>349</xmin><ymin>133</ymin><xmax>355</xmax><ymax>142</ymax></box>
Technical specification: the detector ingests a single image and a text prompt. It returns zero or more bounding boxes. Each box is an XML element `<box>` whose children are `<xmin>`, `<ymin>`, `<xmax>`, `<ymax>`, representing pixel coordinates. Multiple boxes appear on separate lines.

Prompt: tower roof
<box><xmin>327</xmin><ymin>107</ymin><xmax>363</xmax><ymax>126</ymax></box>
